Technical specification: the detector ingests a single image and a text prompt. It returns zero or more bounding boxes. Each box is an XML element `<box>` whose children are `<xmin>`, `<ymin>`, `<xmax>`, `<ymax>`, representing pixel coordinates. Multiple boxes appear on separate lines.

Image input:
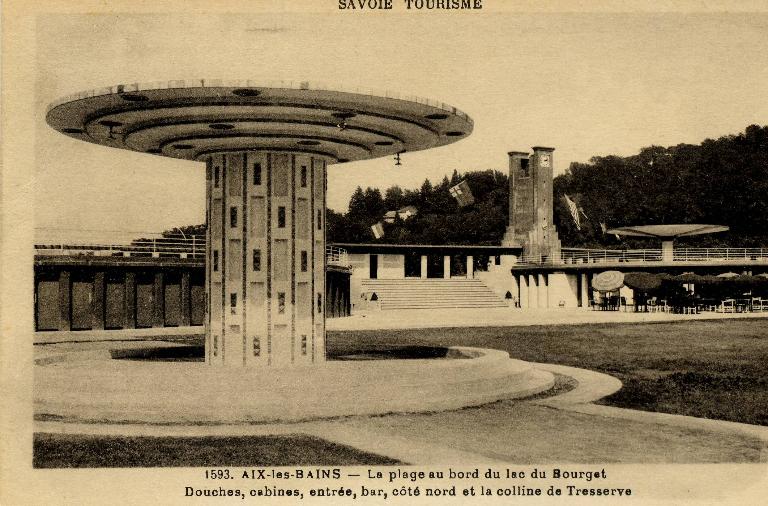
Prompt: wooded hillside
<box><xmin>162</xmin><ymin>125</ymin><xmax>767</xmax><ymax>248</ymax></box>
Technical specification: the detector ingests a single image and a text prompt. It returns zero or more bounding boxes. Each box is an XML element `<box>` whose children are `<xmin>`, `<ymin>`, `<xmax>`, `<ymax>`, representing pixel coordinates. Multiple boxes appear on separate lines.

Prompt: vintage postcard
<box><xmin>2</xmin><ymin>0</ymin><xmax>767</xmax><ymax>504</ymax></box>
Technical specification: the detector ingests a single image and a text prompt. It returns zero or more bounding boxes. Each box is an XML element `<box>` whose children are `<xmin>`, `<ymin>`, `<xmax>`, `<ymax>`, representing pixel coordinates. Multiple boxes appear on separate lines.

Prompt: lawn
<box><xmin>328</xmin><ymin>318</ymin><xmax>768</xmax><ymax>426</ymax></box>
<box><xmin>33</xmin><ymin>434</ymin><xmax>401</xmax><ymax>468</ymax></box>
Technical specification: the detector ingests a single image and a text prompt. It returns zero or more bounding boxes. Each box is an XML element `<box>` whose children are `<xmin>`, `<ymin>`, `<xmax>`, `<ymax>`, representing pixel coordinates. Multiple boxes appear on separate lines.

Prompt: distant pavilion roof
<box><xmin>605</xmin><ymin>224</ymin><xmax>729</xmax><ymax>239</ymax></box>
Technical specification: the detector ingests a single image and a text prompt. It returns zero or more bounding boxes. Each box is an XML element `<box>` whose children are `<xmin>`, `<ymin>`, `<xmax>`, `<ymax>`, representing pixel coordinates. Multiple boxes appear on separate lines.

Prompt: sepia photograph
<box><xmin>2</xmin><ymin>0</ymin><xmax>767</xmax><ymax>504</ymax></box>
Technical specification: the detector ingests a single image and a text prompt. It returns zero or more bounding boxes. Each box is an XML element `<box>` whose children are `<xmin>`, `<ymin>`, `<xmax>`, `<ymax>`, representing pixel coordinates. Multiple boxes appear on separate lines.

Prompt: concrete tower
<box><xmin>503</xmin><ymin>147</ymin><xmax>561</xmax><ymax>261</ymax></box>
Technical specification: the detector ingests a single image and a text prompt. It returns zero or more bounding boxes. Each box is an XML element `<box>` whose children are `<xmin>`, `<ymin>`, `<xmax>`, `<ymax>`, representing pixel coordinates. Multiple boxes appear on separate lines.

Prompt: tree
<box><xmin>162</xmin><ymin>224</ymin><xmax>205</xmax><ymax>237</ymax></box>
<box><xmin>159</xmin><ymin>125</ymin><xmax>768</xmax><ymax>248</ymax></box>
<box><xmin>347</xmin><ymin>186</ymin><xmax>367</xmax><ymax>222</ymax></box>
<box><xmin>362</xmin><ymin>187</ymin><xmax>386</xmax><ymax>221</ymax></box>
<box><xmin>450</xmin><ymin>169</ymin><xmax>462</xmax><ymax>186</ymax></box>
<box><xmin>384</xmin><ymin>186</ymin><xmax>404</xmax><ymax>210</ymax></box>
<box><xmin>554</xmin><ymin>124</ymin><xmax>768</xmax><ymax>248</ymax></box>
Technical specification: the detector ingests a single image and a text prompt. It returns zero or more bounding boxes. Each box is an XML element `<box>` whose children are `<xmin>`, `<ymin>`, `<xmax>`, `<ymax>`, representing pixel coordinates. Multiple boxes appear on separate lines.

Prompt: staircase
<box><xmin>360</xmin><ymin>278</ymin><xmax>508</xmax><ymax>310</ymax></box>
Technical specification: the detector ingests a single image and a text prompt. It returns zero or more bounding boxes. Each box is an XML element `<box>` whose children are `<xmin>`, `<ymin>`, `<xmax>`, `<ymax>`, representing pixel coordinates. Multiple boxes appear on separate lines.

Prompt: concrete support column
<box><xmin>662</xmin><ymin>240</ymin><xmax>674</xmax><ymax>262</ymax></box>
<box><xmin>443</xmin><ymin>255</ymin><xmax>451</xmax><ymax>279</ymax></box>
<box><xmin>124</xmin><ymin>271</ymin><xmax>136</xmax><ymax>329</ymax></box>
<box><xmin>537</xmin><ymin>273</ymin><xmax>548</xmax><ymax>308</ymax></box>
<box><xmin>528</xmin><ymin>274</ymin><xmax>538</xmax><ymax>309</ymax></box>
<box><xmin>518</xmin><ymin>274</ymin><xmax>528</xmax><ymax>308</ymax></box>
<box><xmin>206</xmin><ymin>152</ymin><xmax>328</xmax><ymax>367</ymax></box>
<box><xmin>92</xmin><ymin>271</ymin><xmax>105</xmax><ymax>330</ymax></box>
<box><xmin>420</xmin><ymin>255</ymin><xmax>428</xmax><ymax>279</ymax></box>
<box><xmin>547</xmin><ymin>272</ymin><xmax>579</xmax><ymax>309</ymax></box>
<box><xmin>180</xmin><ymin>270</ymin><xmax>191</xmax><ymax>326</ymax></box>
<box><xmin>580</xmin><ymin>272</ymin><xmax>589</xmax><ymax>308</ymax></box>
<box><xmin>466</xmin><ymin>255</ymin><xmax>474</xmax><ymax>279</ymax></box>
<box><xmin>58</xmin><ymin>270</ymin><xmax>71</xmax><ymax>331</ymax></box>
<box><xmin>510</xmin><ymin>275</ymin><xmax>520</xmax><ymax>306</ymax></box>
<box><xmin>152</xmin><ymin>271</ymin><xmax>164</xmax><ymax>328</ymax></box>
<box><xmin>547</xmin><ymin>272</ymin><xmax>557</xmax><ymax>309</ymax></box>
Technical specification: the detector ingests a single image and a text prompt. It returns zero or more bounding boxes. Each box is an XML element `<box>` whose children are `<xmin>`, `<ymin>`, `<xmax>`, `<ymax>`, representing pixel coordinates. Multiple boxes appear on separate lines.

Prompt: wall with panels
<box><xmin>34</xmin><ymin>257</ymin><xmax>349</xmax><ymax>332</ymax></box>
<box><xmin>34</xmin><ymin>263</ymin><xmax>204</xmax><ymax>332</ymax></box>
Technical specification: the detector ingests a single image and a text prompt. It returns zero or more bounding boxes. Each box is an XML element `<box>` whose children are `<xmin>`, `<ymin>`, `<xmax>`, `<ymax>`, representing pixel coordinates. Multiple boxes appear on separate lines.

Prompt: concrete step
<box><xmin>377</xmin><ymin>296</ymin><xmax>504</xmax><ymax>301</ymax></box>
<box><xmin>362</xmin><ymin>282</ymin><xmax>485</xmax><ymax>286</ymax></box>
<box><xmin>380</xmin><ymin>300</ymin><xmax>508</xmax><ymax>305</ymax></box>
<box><xmin>364</xmin><ymin>292</ymin><xmax>500</xmax><ymax>296</ymax></box>
<box><xmin>380</xmin><ymin>304</ymin><xmax>508</xmax><ymax>309</ymax></box>
<box><xmin>360</xmin><ymin>277</ymin><xmax>506</xmax><ymax>310</ymax></box>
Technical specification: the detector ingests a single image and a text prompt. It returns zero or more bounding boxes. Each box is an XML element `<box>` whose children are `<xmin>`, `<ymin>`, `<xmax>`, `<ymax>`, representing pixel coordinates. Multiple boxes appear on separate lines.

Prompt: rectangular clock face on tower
<box><xmin>540</xmin><ymin>154</ymin><xmax>551</xmax><ymax>168</ymax></box>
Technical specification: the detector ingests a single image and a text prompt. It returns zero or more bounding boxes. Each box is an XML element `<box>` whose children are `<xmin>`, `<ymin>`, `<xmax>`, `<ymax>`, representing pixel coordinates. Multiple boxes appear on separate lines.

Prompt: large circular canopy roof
<box><xmin>606</xmin><ymin>224</ymin><xmax>729</xmax><ymax>239</ymax></box>
<box><xmin>46</xmin><ymin>80</ymin><xmax>473</xmax><ymax>164</ymax></box>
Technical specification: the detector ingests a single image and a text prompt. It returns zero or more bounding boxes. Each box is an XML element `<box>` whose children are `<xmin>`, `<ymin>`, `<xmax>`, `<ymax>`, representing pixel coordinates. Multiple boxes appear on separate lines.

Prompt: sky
<box><xmin>34</xmin><ymin>9</ymin><xmax>768</xmax><ymax>242</ymax></box>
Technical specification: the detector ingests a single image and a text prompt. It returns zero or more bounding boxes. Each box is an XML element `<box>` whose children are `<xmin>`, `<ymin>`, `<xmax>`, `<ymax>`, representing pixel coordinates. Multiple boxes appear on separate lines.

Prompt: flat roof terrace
<box><xmin>514</xmin><ymin>247</ymin><xmax>768</xmax><ymax>273</ymax></box>
<box><xmin>333</xmin><ymin>243</ymin><xmax>521</xmax><ymax>255</ymax></box>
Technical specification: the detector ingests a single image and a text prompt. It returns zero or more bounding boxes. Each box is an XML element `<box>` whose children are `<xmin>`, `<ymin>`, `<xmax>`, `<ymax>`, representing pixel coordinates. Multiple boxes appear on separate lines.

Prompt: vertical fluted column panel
<box><xmin>206</xmin><ymin>151</ymin><xmax>329</xmax><ymax>367</ymax></box>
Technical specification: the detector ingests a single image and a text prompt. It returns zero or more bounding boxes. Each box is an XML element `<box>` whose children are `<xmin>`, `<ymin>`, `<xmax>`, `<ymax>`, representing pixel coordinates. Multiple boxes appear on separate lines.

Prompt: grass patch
<box><xmin>522</xmin><ymin>373</ymin><xmax>578</xmax><ymax>401</ymax></box>
<box><xmin>33</xmin><ymin>433</ymin><xmax>401</xmax><ymax>468</ymax></box>
<box><xmin>328</xmin><ymin>319</ymin><xmax>768</xmax><ymax>426</ymax></box>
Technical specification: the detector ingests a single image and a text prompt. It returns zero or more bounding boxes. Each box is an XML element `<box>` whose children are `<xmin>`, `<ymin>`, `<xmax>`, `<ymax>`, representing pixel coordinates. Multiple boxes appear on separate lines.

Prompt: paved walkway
<box><xmin>329</xmin><ymin>307</ymin><xmax>768</xmax><ymax>331</ymax></box>
<box><xmin>35</xmin><ymin>326</ymin><xmax>202</xmax><ymax>344</ymax></box>
<box><xmin>34</xmin><ymin>310</ymin><xmax>768</xmax><ymax>344</ymax></box>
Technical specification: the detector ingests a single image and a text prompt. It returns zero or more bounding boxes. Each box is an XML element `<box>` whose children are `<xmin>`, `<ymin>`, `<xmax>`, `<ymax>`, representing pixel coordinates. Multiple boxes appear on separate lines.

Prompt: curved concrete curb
<box><xmin>530</xmin><ymin>362</ymin><xmax>623</xmax><ymax>405</ymax></box>
<box><xmin>530</xmin><ymin>362</ymin><xmax>768</xmax><ymax>446</ymax></box>
<box><xmin>35</xmin><ymin>345</ymin><xmax>554</xmax><ymax>424</ymax></box>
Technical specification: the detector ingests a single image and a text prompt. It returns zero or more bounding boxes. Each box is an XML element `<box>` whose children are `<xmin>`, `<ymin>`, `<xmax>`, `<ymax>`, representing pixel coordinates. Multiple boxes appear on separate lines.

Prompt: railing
<box><xmin>50</xmin><ymin>79</ymin><xmax>474</xmax><ymax>126</ymax></box>
<box><xmin>519</xmin><ymin>248</ymin><xmax>662</xmax><ymax>265</ymax></box>
<box><xmin>517</xmin><ymin>247</ymin><xmax>768</xmax><ymax>266</ymax></box>
<box><xmin>35</xmin><ymin>235</ymin><xmax>207</xmax><ymax>259</ymax></box>
<box><xmin>34</xmin><ymin>236</ymin><xmax>349</xmax><ymax>266</ymax></box>
<box><xmin>673</xmin><ymin>248</ymin><xmax>768</xmax><ymax>261</ymax></box>
<box><xmin>325</xmin><ymin>245</ymin><xmax>349</xmax><ymax>267</ymax></box>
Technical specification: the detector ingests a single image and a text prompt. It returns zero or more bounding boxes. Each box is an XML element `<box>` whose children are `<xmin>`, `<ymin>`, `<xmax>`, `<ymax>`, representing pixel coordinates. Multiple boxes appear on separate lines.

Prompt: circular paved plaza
<box><xmin>35</xmin><ymin>341</ymin><xmax>553</xmax><ymax>424</ymax></box>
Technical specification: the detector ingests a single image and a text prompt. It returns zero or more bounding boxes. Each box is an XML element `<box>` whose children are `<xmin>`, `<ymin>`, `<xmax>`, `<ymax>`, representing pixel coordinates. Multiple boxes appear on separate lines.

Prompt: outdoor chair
<box><xmin>719</xmin><ymin>299</ymin><xmax>735</xmax><ymax>313</ymax></box>
<box><xmin>751</xmin><ymin>297</ymin><xmax>768</xmax><ymax>312</ymax></box>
